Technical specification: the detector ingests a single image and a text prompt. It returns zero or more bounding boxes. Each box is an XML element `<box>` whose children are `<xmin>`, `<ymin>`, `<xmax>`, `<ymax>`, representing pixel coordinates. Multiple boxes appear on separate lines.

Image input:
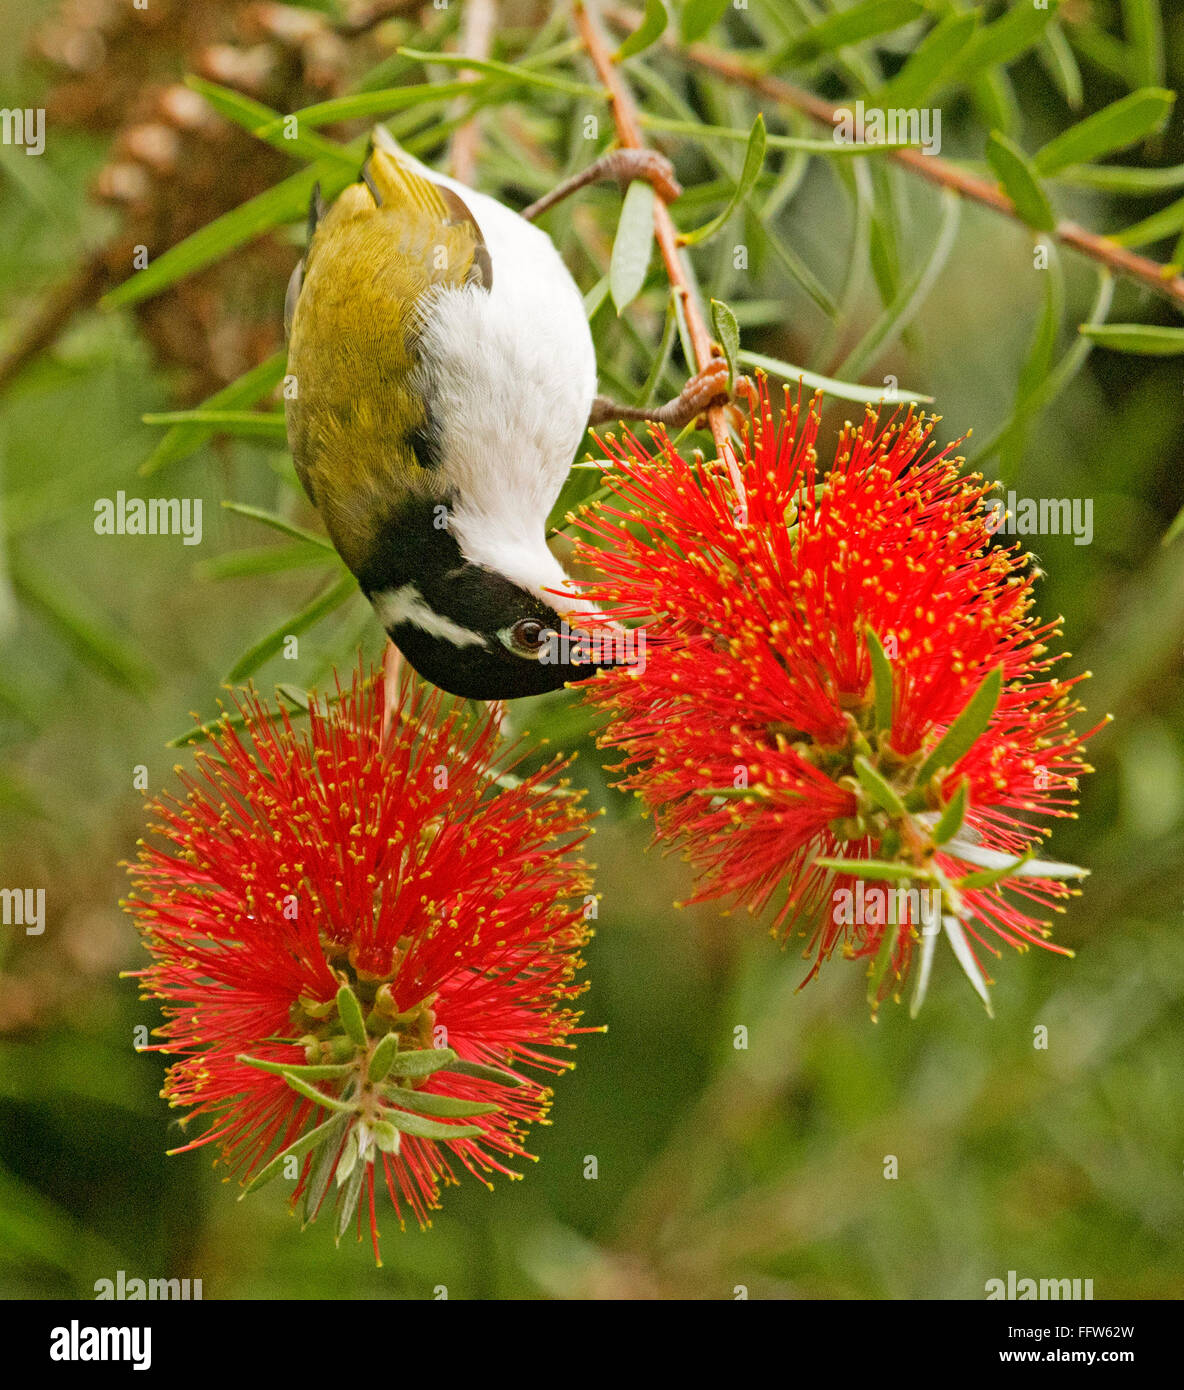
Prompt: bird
<box><xmin>284</xmin><ymin>125</ymin><xmax>728</xmax><ymax>700</ymax></box>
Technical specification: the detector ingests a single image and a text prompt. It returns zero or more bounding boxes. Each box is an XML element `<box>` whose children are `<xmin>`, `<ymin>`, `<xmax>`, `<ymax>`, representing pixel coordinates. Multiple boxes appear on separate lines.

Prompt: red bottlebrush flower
<box><xmin>576</xmin><ymin>377</ymin><xmax>1102</xmax><ymax>1015</ymax></box>
<box><xmin>125</xmin><ymin>660</ymin><xmax>593</xmax><ymax>1262</ymax></box>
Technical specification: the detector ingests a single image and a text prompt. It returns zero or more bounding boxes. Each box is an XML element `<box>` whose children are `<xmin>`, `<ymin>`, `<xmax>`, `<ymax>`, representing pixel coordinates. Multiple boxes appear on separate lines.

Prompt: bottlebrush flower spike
<box><xmin>575</xmin><ymin>377</ymin><xmax>1104</xmax><ymax>1016</ymax></box>
<box><xmin>124</xmin><ymin>661</ymin><xmax>594</xmax><ymax>1262</ymax></box>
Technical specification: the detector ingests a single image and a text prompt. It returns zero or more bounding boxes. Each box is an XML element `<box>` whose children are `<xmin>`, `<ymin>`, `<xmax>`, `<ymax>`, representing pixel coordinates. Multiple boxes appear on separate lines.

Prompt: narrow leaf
<box><xmin>283</xmin><ymin>1073</ymin><xmax>358</xmax><ymax>1114</ymax></box>
<box><xmin>336</xmin><ymin>985</ymin><xmax>367</xmax><ymax>1048</ymax></box>
<box><xmin>142</xmin><ymin>410</ymin><xmax>288</xmax><ymax>440</ymax></box>
<box><xmin>220</xmin><ymin>501</ymin><xmax>333</xmax><ymax>550</ymax></box>
<box><xmin>1109</xmin><ymin>194</ymin><xmax>1184</xmax><ymax>248</ymax></box>
<box><xmin>367</xmin><ymin>1033</ymin><xmax>400</xmax><ymax>1084</ymax></box>
<box><xmin>878</xmin><ymin>11</ymin><xmax>979</xmax><ymax>110</ymax></box>
<box><xmin>225</xmin><ymin>574</ymin><xmax>357</xmax><ymax>684</ymax></box>
<box><xmin>141</xmin><ymin>352</ymin><xmax>287</xmax><ymax>477</ymax></box>
<box><xmin>237</xmin><ymin>1055</ymin><xmax>354</xmax><ymax>1081</ymax></box>
<box><xmin>866</xmin><ymin>627</ymin><xmax>895</xmax><ymax>732</ymax></box>
<box><xmin>917</xmin><ymin>667</ymin><xmax>1003</xmax><ymax>785</ymax></box>
<box><xmin>739</xmin><ymin>350</ymin><xmax>933</xmax><ymax>405</ymax></box>
<box><xmin>679</xmin><ymin>114</ymin><xmax>766</xmax><ymax>246</ymax></box>
<box><xmin>933</xmin><ymin>780</ymin><xmax>969</xmax><ymax>845</ymax></box>
<box><xmin>909</xmin><ymin>904</ymin><xmax>941</xmax><ymax>1017</ymax></box>
<box><xmin>443</xmin><ymin>1058</ymin><xmax>527</xmax><ymax>1088</ymax></box>
<box><xmin>240</xmin><ymin>1113</ymin><xmax>345</xmax><ymax>1196</ymax></box>
<box><xmin>777</xmin><ymin>0</ymin><xmax>924</xmax><ymax>65</ymax></box>
<box><xmin>610</xmin><ymin>179</ymin><xmax>655</xmax><ymax>313</ymax></box>
<box><xmin>710</xmin><ymin>297</ymin><xmax>740</xmax><ymax>393</ymax></box>
<box><xmin>383</xmin><ymin>1086</ymin><xmax>500</xmax><ymax>1118</ymax></box>
<box><xmin>382</xmin><ymin>1109</ymin><xmax>485</xmax><ymax>1140</ymax></box>
<box><xmin>854</xmin><ymin>754</ymin><xmax>906</xmax><ymax>817</ymax></box>
<box><xmin>813</xmin><ymin>856</ymin><xmax>920</xmax><ymax>882</ymax></box>
<box><xmin>389</xmin><ymin>1047</ymin><xmax>458</xmax><ymax>1078</ymax></box>
<box><xmin>1033</xmin><ymin>87</ymin><xmax>1174</xmax><ymax>176</ymax></box>
<box><xmin>986</xmin><ymin>131</ymin><xmax>1056</xmax><ymax>232</ymax></box>
<box><xmin>949</xmin><ymin>2</ymin><xmax>1057</xmax><ymax>85</ymax></box>
<box><xmin>183</xmin><ymin>78</ymin><xmax>357</xmax><ymax>166</ymax></box>
<box><xmin>618</xmin><ymin>0</ymin><xmax>668</xmax><ymax>58</ymax></box>
<box><xmin>1079</xmin><ymin>323</ymin><xmax>1184</xmax><ymax>355</ymax></box>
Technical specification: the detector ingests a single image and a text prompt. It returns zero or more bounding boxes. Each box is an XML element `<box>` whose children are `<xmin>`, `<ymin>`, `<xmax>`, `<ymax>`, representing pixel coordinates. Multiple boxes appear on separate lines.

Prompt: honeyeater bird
<box><xmin>284</xmin><ymin>126</ymin><xmax>728</xmax><ymax>700</ymax></box>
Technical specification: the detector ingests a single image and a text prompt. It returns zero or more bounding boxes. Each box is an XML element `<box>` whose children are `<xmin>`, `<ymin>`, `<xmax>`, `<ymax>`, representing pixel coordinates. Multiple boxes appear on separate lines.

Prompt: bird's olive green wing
<box><xmin>284</xmin><ymin>134</ymin><xmax>490</xmax><ymax>575</ymax></box>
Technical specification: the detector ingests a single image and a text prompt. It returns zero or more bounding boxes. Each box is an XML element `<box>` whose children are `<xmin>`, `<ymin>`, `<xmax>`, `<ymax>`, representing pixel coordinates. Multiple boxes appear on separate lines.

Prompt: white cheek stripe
<box><xmin>371</xmin><ymin>584</ymin><xmax>488</xmax><ymax>650</ymax></box>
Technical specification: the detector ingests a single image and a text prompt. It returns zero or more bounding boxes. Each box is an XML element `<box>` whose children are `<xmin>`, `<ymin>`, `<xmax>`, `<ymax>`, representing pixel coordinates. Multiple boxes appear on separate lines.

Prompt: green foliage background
<box><xmin>1</xmin><ymin>0</ymin><xmax>1182</xmax><ymax>1299</ymax></box>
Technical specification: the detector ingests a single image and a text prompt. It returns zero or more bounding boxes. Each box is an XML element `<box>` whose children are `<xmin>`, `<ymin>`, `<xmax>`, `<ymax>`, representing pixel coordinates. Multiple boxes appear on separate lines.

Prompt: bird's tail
<box><xmin>361</xmin><ymin>125</ymin><xmax>451</xmax><ymax>221</ymax></box>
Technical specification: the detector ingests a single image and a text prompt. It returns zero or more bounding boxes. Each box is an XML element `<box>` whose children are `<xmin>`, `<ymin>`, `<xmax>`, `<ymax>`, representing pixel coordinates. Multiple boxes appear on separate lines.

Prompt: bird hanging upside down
<box><xmin>284</xmin><ymin>126</ymin><xmax>729</xmax><ymax>700</ymax></box>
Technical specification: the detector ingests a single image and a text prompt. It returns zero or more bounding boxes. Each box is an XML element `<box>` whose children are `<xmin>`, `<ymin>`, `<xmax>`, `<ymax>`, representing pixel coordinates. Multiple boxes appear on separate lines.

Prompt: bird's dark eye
<box><xmin>500</xmin><ymin>617</ymin><xmax>550</xmax><ymax>658</ymax></box>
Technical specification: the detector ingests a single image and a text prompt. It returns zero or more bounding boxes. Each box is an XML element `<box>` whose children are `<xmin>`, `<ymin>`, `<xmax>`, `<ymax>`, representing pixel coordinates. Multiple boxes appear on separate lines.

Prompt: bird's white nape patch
<box><xmin>372</xmin><ymin>585</ymin><xmax>487</xmax><ymax>649</ymax></box>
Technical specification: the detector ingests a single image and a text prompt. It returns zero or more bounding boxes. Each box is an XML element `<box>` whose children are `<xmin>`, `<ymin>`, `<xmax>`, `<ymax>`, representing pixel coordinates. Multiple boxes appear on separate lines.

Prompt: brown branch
<box><xmin>0</xmin><ymin>254</ymin><xmax>109</xmax><ymax>397</ymax></box>
<box><xmin>574</xmin><ymin>0</ymin><xmax>730</xmax><ymax>460</ymax></box>
<box><xmin>604</xmin><ymin>5</ymin><xmax>1184</xmax><ymax>312</ymax></box>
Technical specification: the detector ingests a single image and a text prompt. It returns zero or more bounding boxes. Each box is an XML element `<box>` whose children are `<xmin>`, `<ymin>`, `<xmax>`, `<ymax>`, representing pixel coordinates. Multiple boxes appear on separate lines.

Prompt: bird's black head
<box><xmin>358</xmin><ymin>504</ymin><xmax>623</xmax><ymax>701</ymax></box>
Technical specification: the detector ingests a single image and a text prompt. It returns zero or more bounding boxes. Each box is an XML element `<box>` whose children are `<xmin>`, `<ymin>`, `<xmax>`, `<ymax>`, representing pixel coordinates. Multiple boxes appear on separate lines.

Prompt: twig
<box><xmin>447</xmin><ymin>0</ymin><xmax>497</xmax><ymax>184</ymax></box>
<box><xmin>574</xmin><ymin>0</ymin><xmax>730</xmax><ymax>460</ymax></box>
<box><xmin>604</xmin><ymin>5</ymin><xmax>1184</xmax><ymax>312</ymax></box>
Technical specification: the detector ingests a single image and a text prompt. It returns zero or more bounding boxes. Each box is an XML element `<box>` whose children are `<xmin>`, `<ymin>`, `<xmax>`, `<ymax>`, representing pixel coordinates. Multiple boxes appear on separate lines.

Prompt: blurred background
<box><xmin>0</xmin><ymin>0</ymin><xmax>1182</xmax><ymax>1299</ymax></box>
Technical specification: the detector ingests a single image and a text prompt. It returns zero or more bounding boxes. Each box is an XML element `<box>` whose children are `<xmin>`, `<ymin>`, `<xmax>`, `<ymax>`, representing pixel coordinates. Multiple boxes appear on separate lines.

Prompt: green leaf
<box><xmin>681</xmin><ymin>0</ymin><xmax>728</xmax><ymax>44</ymax></box>
<box><xmin>916</xmin><ymin>667</ymin><xmax>1003</xmax><ymax>785</ymax></box>
<box><xmin>195</xmin><ymin>541</ymin><xmax>333</xmax><ymax>583</ymax></box>
<box><xmin>776</xmin><ymin>0</ymin><xmax>923</xmax><ymax>65</ymax></box>
<box><xmin>1038</xmin><ymin>22</ymin><xmax>1083</xmax><ymax>110</ymax></box>
<box><xmin>739</xmin><ymin>350</ymin><xmax>932</xmax><ymax>405</ymax></box>
<box><xmin>1110</xmin><ymin>195</ymin><xmax>1184</xmax><ymax>248</ymax></box>
<box><xmin>610</xmin><ymin>179</ymin><xmax>655</xmax><ymax>313</ymax></box>
<box><xmin>237</xmin><ymin>1055</ymin><xmax>355</xmax><ymax>1082</ymax></box>
<box><xmin>1078</xmin><ymin>323</ymin><xmax>1184</xmax><ymax>355</ymax></box>
<box><xmin>813</xmin><ymin>857</ymin><xmax>920</xmax><ymax>882</ymax></box>
<box><xmin>835</xmin><ymin>189</ymin><xmax>961</xmax><ymax>381</ymax></box>
<box><xmin>383</xmin><ymin>1086</ymin><xmax>500</xmax><ymax>1119</ymax></box>
<box><xmin>13</xmin><ymin>565</ymin><xmax>156</xmax><ymax>696</ymax></box>
<box><xmin>680</xmin><ymin>114</ymin><xmax>765</xmax><ymax>246</ymax></box>
<box><xmin>240</xmin><ymin>1113</ymin><xmax>347</xmax><ymax>1196</ymax></box>
<box><xmin>142</xmin><ymin>409</ymin><xmax>288</xmax><ymax>440</ymax></box>
<box><xmin>947</xmin><ymin>842</ymin><xmax>1089</xmax><ymax>881</ymax></box>
<box><xmin>301</xmin><ymin>1113</ymin><xmax>351</xmax><ymax>1225</ymax></box>
<box><xmin>1051</xmin><ymin>162</ymin><xmax>1184</xmax><ymax>192</ymax></box>
<box><xmin>282</xmin><ymin>1073</ymin><xmax>358</xmax><ymax>1114</ymax></box>
<box><xmin>183</xmin><ymin>77</ymin><xmax>357</xmax><ymax>166</ymax></box>
<box><xmin>877</xmin><ymin>11</ymin><xmax>979</xmax><ymax>109</ymax></box>
<box><xmin>1033</xmin><ymin>87</ymin><xmax>1174</xmax><ymax>176</ymax></box>
<box><xmin>932</xmin><ymin>781</ymin><xmax>969</xmax><ymax>845</ymax></box>
<box><xmin>1121</xmin><ymin>0</ymin><xmax>1165</xmax><ymax>88</ymax></box>
<box><xmin>395</xmin><ymin>47</ymin><xmax>601</xmax><ymax>98</ymax></box>
<box><xmin>949</xmin><ymin>1</ymin><xmax>1057</xmax><ymax>85</ymax></box>
<box><xmin>370</xmin><ymin>1120</ymin><xmax>401</xmax><ymax>1154</ymax></box>
<box><xmin>854</xmin><ymin>755</ymin><xmax>906</xmax><ymax>818</ymax></box>
<box><xmin>336</xmin><ymin>985</ymin><xmax>367</xmax><ymax>1048</ymax></box>
<box><xmin>381</xmin><ymin>1109</ymin><xmax>485</xmax><ymax>1140</ymax></box>
<box><xmin>366</xmin><ymin>1033</ymin><xmax>400</xmax><ymax>1084</ymax></box>
<box><xmin>618</xmin><ymin>0</ymin><xmax>668</xmax><ymax>58</ymax></box>
<box><xmin>710</xmin><ymin>298</ymin><xmax>740</xmax><ymax>393</ymax></box>
<box><xmin>443</xmin><ymin>1058</ymin><xmax>526</xmax><ymax>1088</ymax></box>
<box><xmin>102</xmin><ymin>159</ymin><xmax>355</xmax><ymax>310</ymax></box>
<box><xmin>220</xmin><ymin>501</ymin><xmax>333</xmax><ymax>550</ymax></box>
<box><xmin>259</xmin><ymin>79</ymin><xmax>481</xmax><ymax>134</ymax></box>
<box><xmin>985</xmin><ymin>132</ymin><xmax>1056</xmax><ymax>232</ymax></box>
<box><xmin>389</xmin><ymin>1047</ymin><xmax>458</xmax><ymax>1078</ymax></box>
<box><xmin>225</xmin><ymin>573</ymin><xmax>357</xmax><ymax>684</ymax></box>
<box><xmin>866</xmin><ymin>627</ymin><xmax>895</xmax><ymax>733</ymax></box>
<box><xmin>141</xmin><ymin>352</ymin><xmax>288</xmax><ymax>477</ymax></box>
